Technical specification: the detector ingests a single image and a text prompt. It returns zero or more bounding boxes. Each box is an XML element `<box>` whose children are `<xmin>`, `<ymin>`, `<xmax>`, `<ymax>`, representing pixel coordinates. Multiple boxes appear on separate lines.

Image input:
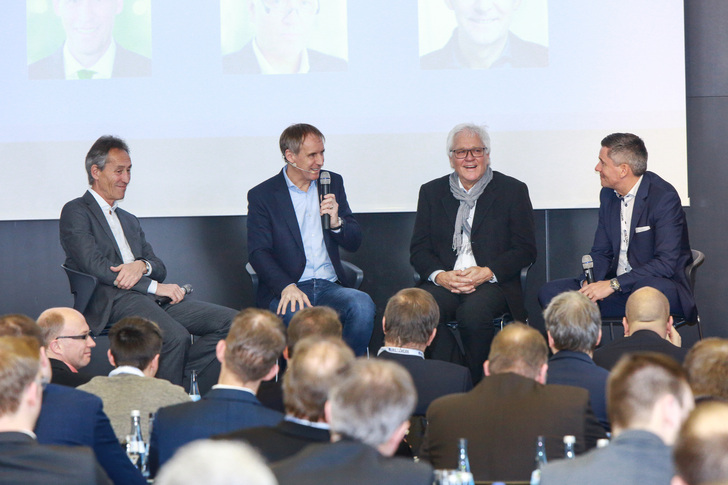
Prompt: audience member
<box><xmin>37</xmin><ymin>307</ymin><xmax>96</xmax><ymax>387</ymax></box>
<box><xmin>0</xmin><ymin>335</ymin><xmax>111</xmax><ymax>484</ymax></box>
<box><xmin>78</xmin><ymin>317</ymin><xmax>190</xmax><ymax>441</ymax></box>
<box><xmin>377</xmin><ymin>288</ymin><xmax>472</xmax><ymax>415</ymax></box>
<box><xmin>421</xmin><ymin>323</ymin><xmax>605</xmax><ymax>482</ymax></box>
<box><xmin>216</xmin><ymin>336</ymin><xmax>354</xmax><ymax>462</ymax></box>
<box><xmin>273</xmin><ymin>359</ymin><xmax>433</xmax><ymax>485</ymax></box>
<box><xmin>672</xmin><ymin>401</ymin><xmax>728</xmax><ymax>485</ymax></box>
<box><xmin>541</xmin><ymin>353</ymin><xmax>694</xmax><ymax>485</ymax></box>
<box><xmin>149</xmin><ymin>309</ymin><xmax>286</xmax><ymax>475</ymax></box>
<box><xmin>544</xmin><ymin>291</ymin><xmax>610</xmax><ymax>430</ymax></box>
<box><xmin>683</xmin><ymin>337</ymin><xmax>728</xmax><ymax>402</ymax></box>
<box><xmin>593</xmin><ymin>287</ymin><xmax>686</xmax><ymax>370</ymax></box>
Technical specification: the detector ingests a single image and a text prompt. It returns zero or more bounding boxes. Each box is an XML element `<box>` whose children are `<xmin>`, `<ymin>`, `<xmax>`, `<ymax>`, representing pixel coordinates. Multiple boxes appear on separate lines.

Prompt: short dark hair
<box><xmin>543</xmin><ymin>291</ymin><xmax>600</xmax><ymax>353</ymax></box>
<box><xmin>287</xmin><ymin>306</ymin><xmax>342</xmax><ymax>357</ymax></box>
<box><xmin>279</xmin><ymin>123</ymin><xmax>324</xmax><ymax>160</ymax></box>
<box><xmin>225</xmin><ymin>309</ymin><xmax>286</xmax><ymax>382</ymax></box>
<box><xmin>487</xmin><ymin>323</ymin><xmax>548</xmax><ymax>379</ymax></box>
<box><xmin>0</xmin><ymin>314</ymin><xmax>44</xmax><ymax>346</ymax></box>
<box><xmin>383</xmin><ymin>288</ymin><xmax>439</xmax><ymax>346</ymax></box>
<box><xmin>108</xmin><ymin>317</ymin><xmax>163</xmax><ymax>370</ymax></box>
<box><xmin>601</xmin><ymin>132</ymin><xmax>648</xmax><ymax>176</ymax></box>
<box><xmin>85</xmin><ymin>135</ymin><xmax>130</xmax><ymax>184</ymax></box>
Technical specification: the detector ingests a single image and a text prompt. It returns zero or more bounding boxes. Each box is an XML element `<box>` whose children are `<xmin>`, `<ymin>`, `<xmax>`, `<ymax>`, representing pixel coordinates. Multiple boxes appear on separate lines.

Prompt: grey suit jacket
<box><xmin>60</xmin><ymin>190</ymin><xmax>167</xmax><ymax>333</ymax></box>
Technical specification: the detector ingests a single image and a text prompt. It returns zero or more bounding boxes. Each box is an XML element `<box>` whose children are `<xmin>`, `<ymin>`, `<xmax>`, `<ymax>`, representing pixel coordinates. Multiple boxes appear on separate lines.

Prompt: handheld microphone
<box><xmin>156</xmin><ymin>284</ymin><xmax>193</xmax><ymax>306</ymax></box>
<box><xmin>581</xmin><ymin>255</ymin><xmax>595</xmax><ymax>284</ymax></box>
<box><xmin>319</xmin><ymin>171</ymin><xmax>331</xmax><ymax>230</ymax></box>
<box><xmin>285</xmin><ymin>159</ymin><xmax>319</xmax><ymax>174</ymax></box>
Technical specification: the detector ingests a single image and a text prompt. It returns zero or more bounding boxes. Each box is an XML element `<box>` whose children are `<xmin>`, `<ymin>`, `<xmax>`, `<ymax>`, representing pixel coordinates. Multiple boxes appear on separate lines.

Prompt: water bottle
<box><xmin>189</xmin><ymin>369</ymin><xmax>201</xmax><ymax>402</ymax></box>
<box><xmin>563</xmin><ymin>435</ymin><xmax>576</xmax><ymax>459</ymax></box>
<box><xmin>456</xmin><ymin>438</ymin><xmax>475</xmax><ymax>485</ymax></box>
<box><xmin>529</xmin><ymin>435</ymin><xmax>548</xmax><ymax>485</ymax></box>
<box><xmin>126</xmin><ymin>410</ymin><xmax>146</xmax><ymax>473</ymax></box>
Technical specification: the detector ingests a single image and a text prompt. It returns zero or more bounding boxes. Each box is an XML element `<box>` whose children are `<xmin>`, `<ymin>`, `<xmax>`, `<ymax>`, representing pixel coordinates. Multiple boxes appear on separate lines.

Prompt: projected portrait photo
<box><xmin>27</xmin><ymin>0</ymin><xmax>152</xmax><ymax>80</ymax></box>
<box><xmin>419</xmin><ymin>0</ymin><xmax>549</xmax><ymax>70</ymax></box>
<box><xmin>221</xmin><ymin>0</ymin><xmax>348</xmax><ymax>75</ymax></box>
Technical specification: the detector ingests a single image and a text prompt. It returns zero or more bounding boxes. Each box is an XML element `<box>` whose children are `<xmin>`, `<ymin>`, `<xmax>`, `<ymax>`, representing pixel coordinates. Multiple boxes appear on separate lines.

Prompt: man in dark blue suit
<box><xmin>148</xmin><ymin>309</ymin><xmax>285</xmax><ymax>476</ymax></box>
<box><xmin>247</xmin><ymin>123</ymin><xmax>375</xmax><ymax>356</ymax></box>
<box><xmin>539</xmin><ymin>133</ymin><xmax>696</xmax><ymax>321</ymax></box>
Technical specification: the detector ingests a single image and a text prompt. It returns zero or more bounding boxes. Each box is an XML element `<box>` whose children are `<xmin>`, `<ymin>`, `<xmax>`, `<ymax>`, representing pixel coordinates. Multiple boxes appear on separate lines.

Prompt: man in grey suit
<box><xmin>59</xmin><ymin>135</ymin><xmax>237</xmax><ymax>390</ymax></box>
<box><xmin>540</xmin><ymin>353</ymin><xmax>694</xmax><ymax>485</ymax></box>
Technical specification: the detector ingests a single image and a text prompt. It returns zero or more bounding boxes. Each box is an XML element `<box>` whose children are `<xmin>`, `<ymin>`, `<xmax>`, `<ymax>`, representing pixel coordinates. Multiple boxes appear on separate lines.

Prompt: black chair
<box><xmin>245</xmin><ymin>260</ymin><xmax>365</xmax><ymax>294</ymax></box>
<box><xmin>601</xmin><ymin>249</ymin><xmax>705</xmax><ymax>341</ymax></box>
<box><xmin>62</xmin><ymin>265</ymin><xmax>98</xmax><ymax>314</ymax></box>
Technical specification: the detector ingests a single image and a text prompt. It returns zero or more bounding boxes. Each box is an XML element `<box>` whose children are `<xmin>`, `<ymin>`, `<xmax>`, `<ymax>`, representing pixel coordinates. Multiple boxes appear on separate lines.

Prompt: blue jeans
<box><xmin>269</xmin><ymin>279</ymin><xmax>375</xmax><ymax>356</ymax></box>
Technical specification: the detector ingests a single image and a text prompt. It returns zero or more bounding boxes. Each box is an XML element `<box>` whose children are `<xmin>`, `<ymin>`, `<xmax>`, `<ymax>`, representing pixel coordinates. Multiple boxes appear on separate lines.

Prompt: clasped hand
<box><xmin>436</xmin><ymin>266</ymin><xmax>494</xmax><ymax>294</ymax></box>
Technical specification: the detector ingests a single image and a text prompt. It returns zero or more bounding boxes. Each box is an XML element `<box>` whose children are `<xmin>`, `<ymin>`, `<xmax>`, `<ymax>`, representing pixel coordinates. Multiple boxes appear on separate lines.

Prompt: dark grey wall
<box><xmin>0</xmin><ymin>2</ymin><xmax>722</xmax><ymax>350</ymax></box>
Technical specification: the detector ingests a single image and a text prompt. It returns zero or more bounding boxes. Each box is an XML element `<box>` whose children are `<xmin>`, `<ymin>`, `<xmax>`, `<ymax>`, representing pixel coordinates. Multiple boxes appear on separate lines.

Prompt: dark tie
<box><xmin>77</xmin><ymin>69</ymin><xmax>96</xmax><ymax>80</ymax></box>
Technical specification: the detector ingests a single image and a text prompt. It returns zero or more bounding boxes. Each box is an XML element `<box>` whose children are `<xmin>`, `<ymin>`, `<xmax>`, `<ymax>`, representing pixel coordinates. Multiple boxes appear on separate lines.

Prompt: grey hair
<box><xmin>601</xmin><ymin>132</ymin><xmax>648</xmax><ymax>176</ymax></box>
<box><xmin>85</xmin><ymin>135</ymin><xmax>130</xmax><ymax>185</ymax></box>
<box><xmin>446</xmin><ymin>123</ymin><xmax>491</xmax><ymax>157</ymax></box>
<box><xmin>543</xmin><ymin>291</ymin><xmax>601</xmax><ymax>353</ymax></box>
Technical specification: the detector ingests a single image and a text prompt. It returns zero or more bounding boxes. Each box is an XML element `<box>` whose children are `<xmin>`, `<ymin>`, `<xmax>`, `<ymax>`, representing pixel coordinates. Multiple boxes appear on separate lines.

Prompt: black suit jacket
<box><xmin>421</xmin><ymin>31</ymin><xmax>548</xmax><ymax>69</ymax></box>
<box><xmin>215</xmin><ymin>419</ymin><xmax>330</xmax><ymax>463</ymax></box>
<box><xmin>410</xmin><ymin>172</ymin><xmax>537</xmax><ymax>321</ymax></box>
<box><xmin>377</xmin><ymin>351</ymin><xmax>472</xmax><ymax>415</ymax></box>
<box><xmin>593</xmin><ymin>329</ymin><xmax>688</xmax><ymax>370</ymax></box>
<box><xmin>223</xmin><ymin>42</ymin><xmax>347</xmax><ymax>74</ymax></box>
<box><xmin>49</xmin><ymin>358</ymin><xmax>93</xmax><ymax>388</ymax></box>
<box><xmin>60</xmin><ymin>191</ymin><xmax>167</xmax><ymax>333</ymax></box>
<box><xmin>28</xmin><ymin>45</ymin><xmax>151</xmax><ymax>79</ymax></box>
<box><xmin>272</xmin><ymin>439</ymin><xmax>434</xmax><ymax>485</ymax></box>
<box><xmin>247</xmin><ymin>170</ymin><xmax>362</xmax><ymax>308</ymax></box>
<box><xmin>0</xmin><ymin>432</ymin><xmax>111</xmax><ymax>484</ymax></box>
<box><xmin>421</xmin><ymin>372</ymin><xmax>605</xmax><ymax>482</ymax></box>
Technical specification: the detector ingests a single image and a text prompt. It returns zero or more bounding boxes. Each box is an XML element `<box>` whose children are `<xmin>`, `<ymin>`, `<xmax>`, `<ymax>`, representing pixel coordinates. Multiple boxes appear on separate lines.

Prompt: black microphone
<box><xmin>320</xmin><ymin>171</ymin><xmax>331</xmax><ymax>230</ymax></box>
<box><xmin>156</xmin><ymin>284</ymin><xmax>193</xmax><ymax>306</ymax></box>
<box><xmin>581</xmin><ymin>255</ymin><xmax>595</xmax><ymax>284</ymax></box>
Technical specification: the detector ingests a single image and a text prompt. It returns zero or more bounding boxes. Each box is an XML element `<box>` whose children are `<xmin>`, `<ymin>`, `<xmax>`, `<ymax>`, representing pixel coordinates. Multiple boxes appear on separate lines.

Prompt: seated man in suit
<box><xmin>377</xmin><ymin>288</ymin><xmax>472</xmax><ymax>415</ymax></box>
<box><xmin>544</xmin><ymin>291</ymin><xmax>610</xmax><ymax>431</ymax></box>
<box><xmin>684</xmin><ymin>338</ymin><xmax>728</xmax><ymax>402</ymax></box>
<box><xmin>0</xmin><ymin>335</ymin><xmax>111</xmax><ymax>484</ymax></box>
<box><xmin>60</xmin><ymin>135</ymin><xmax>237</xmax><ymax>391</ymax></box>
<box><xmin>148</xmin><ymin>308</ymin><xmax>285</xmax><ymax>475</ymax></box>
<box><xmin>421</xmin><ymin>323</ymin><xmax>605</xmax><ymax>482</ymax></box>
<box><xmin>273</xmin><ymin>359</ymin><xmax>434</xmax><ymax>485</ymax></box>
<box><xmin>0</xmin><ymin>313</ymin><xmax>145</xmax><ymax>485</ymax></box>
<box><xmin>411</xmin><ymin>122</ymin><xmax>537</xmax><ymax>382</ymax></box>
<box><xmin>593</xmin><ymin>287</ymin><xmax>686</xmax><ymax>370</ymax></box>
<box><xmin>247</xmin><ymin>123</ymin><xmax>375</xmax><ymax>356</ymax></box>
<box><xmin>37</xmin><ymin>307</ymin><xmax>96</xmax><ymax>387</ymax></box>
<box><xmin>216</xmin><ymin>336</ymin><xmax>355</xmax><ymax>462</ymax></box>
<box><xmin>672</xmin><ymin>401</ymin><xmax>728</xmax><ymax>485</ymax></box>
<box><xmin>539</xmin><ymin>133</ymin><xmax>696</xmax><ymax>322</ymax></box>
<box><xmin>541</xmin><ymin>353</ymin><xmax>694</xmax><ymax>485</ymax></box>
<box><xmin>79</xmin><ymin>317</ymin><xmax>190</xmax><ymax>442</ymax></box>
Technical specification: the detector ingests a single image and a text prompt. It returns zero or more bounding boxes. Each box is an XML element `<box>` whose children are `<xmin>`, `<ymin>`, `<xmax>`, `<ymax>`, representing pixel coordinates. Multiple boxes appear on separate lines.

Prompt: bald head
<box><xmin>624</xmin><ymin>287</ymin><xmax>670</xmax><ymax>336</ymax></box>
<box><xmin>37</xmin><ymin>307</ymin><xmax>95</xmax><ymax>370</ymax></box>
<box><xmin>486</xmin><ymin>323</ymin><xmax>548</xmax><ymax>381</ymax></box>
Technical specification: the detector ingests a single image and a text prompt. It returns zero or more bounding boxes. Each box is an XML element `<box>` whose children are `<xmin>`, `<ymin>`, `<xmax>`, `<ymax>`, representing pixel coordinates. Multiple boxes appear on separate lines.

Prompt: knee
<box><xmin>161</xmin><ymin>326</ymin><xmax>191</xmax><ymax>351</ymax></box>
<box><xmin>538</xmin><ymin>279</ymin><xmax>579</xmax><ymax>307</ymax></box>
<box><xmin>347</xmin><ymin>293</ymin><xmax>375</xmax><ymax>320</ymax></box>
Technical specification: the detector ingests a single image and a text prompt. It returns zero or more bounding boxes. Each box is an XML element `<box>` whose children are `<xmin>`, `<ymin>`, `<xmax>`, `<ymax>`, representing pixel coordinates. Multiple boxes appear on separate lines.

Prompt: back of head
<box><xmin>600</xmin><ymin>132</ymin><xmax>648</xmax><ymax>176</ymax></box>
<box><xmin>0</xmin><ymin>314</ymin><xmax>44</xmax><ymax>346</ymax></box>
<box><xmin>328</xmin><ymin>359</ymin><xmax>416</xmax><ymax>448</ymax></box>
<box><xmin>673</xmin><ymin>401</ymin><xmax>728</xmax><ymax>485</ymax></box>
<box><xmin>279</xmin><ymin>123</ymin><xmax>325</xmax><ymax>158</ymax></box>
<box><xmin>108</xmin><ymin>317</ymin><xmax>163</xmax><ymax>370</ymax></box>
<box><xmin>383</xmin><ymin>288</ymin><xmax>439</xmax><ymax>347</ymax></box>
<box><xmin>684</xmin><ymin>338</ymin><xmax>728</xmax><ymax>401</ymax></box>
<box><xmin>0</xmin><ymin>336</ymin><xmax>41</xmax><ymax>417</ymax></box>
<box><xmin>607</xmin><ymin>352</ymin><xmax>690</xmax><ymax>431</ymax></box>
<box><xmin>543</xmin><ymin>291</ymin><xmax>600</xmax><ymax>353</ymax></box>
<box><xmin>85</xmin><ymin>135</ymin><xmax>129</xmax><ymax>184</ymax></box>
<box><xmin>155</xmin><ymin>440</ymin><xmax>277</xmax><ymax>485</ymax></box>
<box><xmin>225</xmin><ymin>309</ymin><xmax>286</xmax><ymax>382</ymax></box>
<box><xmin>624</xmin><ymin>286</ymin><xmax>670</xmax><ymax>335</ymax></box>
<box><xmin>487</xmin><ymin>323</ymin><xmax>548</xmax><ymax>379</ymax></box>
<box><xmin>287</xmin><ymin>306</ymin><xmax>342</xmax><ymax>357</ymax></box>
<box><xmin>283</xmin><ymin>336</ymin><xmax>355</xmax><ymax>421</ymax></box>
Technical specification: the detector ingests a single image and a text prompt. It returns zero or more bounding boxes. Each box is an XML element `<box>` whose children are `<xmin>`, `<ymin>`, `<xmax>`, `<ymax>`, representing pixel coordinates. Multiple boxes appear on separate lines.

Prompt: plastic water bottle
<box><xmin>126</xmin><ymin>410</ymin><xmax>146</xmax><ymax>473</ymax></box>
<box><xmin>189</xmin><ymin>370</ymin><xmax>201</xmax><ymax>402</ymax></box>
<box><xmin>530</xmin><ymin>435</ymin><xmax>548</xmax><ymax>485</ymax></box>
<box><xmin>563</xmin><ymin>435</ymin><xmax>576</xmax><ymax>459</ymax></box>
<box><xmin>457</xmin><ymin>438</ymin><xmax>475</xmax><ymax>485</ymax></box>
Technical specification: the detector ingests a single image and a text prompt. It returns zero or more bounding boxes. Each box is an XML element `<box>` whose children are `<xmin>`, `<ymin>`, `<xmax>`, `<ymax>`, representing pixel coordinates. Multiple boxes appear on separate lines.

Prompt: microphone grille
<box><xmin>581</xmin><ymin>254</ymin><xmax>594</xmax><ymax>269</ymax></box>
<box><xmin>320</xmin><ymin>171</ymin><xmax>331</xmax><ymax>184</ymax></box>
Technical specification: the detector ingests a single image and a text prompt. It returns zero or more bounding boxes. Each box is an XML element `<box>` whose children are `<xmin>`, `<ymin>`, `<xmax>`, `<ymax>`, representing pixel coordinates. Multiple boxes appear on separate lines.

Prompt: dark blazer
<box><xmin>256</xmin><ymin>378</ymin><xmax>284</xmax><ymax>413</ymax></box>
<box><xmin>0</xmin><ymin>432</ymin><xmax>111</xmax><ymax>485</ymax></box>
<box><xmin>593</xmin><ymin>329</ymin><xmax>688</xmax><ymax>371</ymax></box>
<box><xmin>421</xmin><ymin>372</ymin><xmax>606</xmax><ymax>482</ymax></box>
<box><xmin>28</xmin><ymin>45</ymin><xmax>151</xmax><ymax>79</ymax></box>
<box><xmin>590</xmin><ymin>171</ymin><xmax>696</xmax><ymax>321</ymax></box>
<box><xmin>547</xmin><ymin>350</ymin><xmax>610</xmax><ymax>430</ymax></box>
<box><xmin>421</xmin><ymin>31</ymin><xmax>548</xmax><ymax>69</ymax></box>
<box><xmin>149</xmin><ymin>388</ymin><xmax>283</xmax><ymax>475</ymax></box>
<box><xmin>223</xmin><ymin>42</ymin><xmax>347</xmax><ymax>74</ymax></box>
<box><xmin>272</xmin><ymin>439</ymin><xmax>434</xmax><ymax>485</ymax></box>
<box><xmin>247</xmin><ymin>170</ymin><xmax>362</xmax><ymax>308</ymax></box>
<box><xmin>215</xmin><ymin>419</ymin><xmax>330</xmax><ymax>463</ymax></box>
<box><xmin>49</xmin><ymin>358</ymin><xmax>94</xmax><ymax>388</ymax></box>
<box><xmin>410</xmin><ymin>172</ymin><xmax>537</xmax><ymax>321</ymax></box>
<box><xmin>35</xmin><ymin>383</ymin><xmax>146</xmax><ymax>485</ymax></box>
<box><xmin>377</xmin><ymin>350</ymin><xmax>472</xmax><ymax>415</ymax></box>
<box><xmin>60</xmin><ymin>191</ymin><xmax>167</xmax><ymax>334</ymax></box>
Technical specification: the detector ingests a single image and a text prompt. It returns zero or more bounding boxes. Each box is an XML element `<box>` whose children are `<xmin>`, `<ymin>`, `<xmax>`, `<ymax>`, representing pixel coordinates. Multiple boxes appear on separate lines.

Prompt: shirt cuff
<box><xmin>147</xmin><ymin>280</ymin><xmax>158</xmax><ymax>294</ymax></box>
<box><xmin>429</xmin><ymin>270</ymin><xmax>444</xmax><ymax>286</ymax></box>
<box><xmin>489</xmin><ymin>273</ymin><xmax>498</xmax><ymax>283</ymax></box>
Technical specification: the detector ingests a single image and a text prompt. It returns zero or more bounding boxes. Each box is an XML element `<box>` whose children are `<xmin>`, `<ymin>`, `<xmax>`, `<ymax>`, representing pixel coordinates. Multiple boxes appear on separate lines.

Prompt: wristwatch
<box><xmin>332</xmin><ymin>217</ymin><xmax>344</xmax><ymax>230</ymax></box>
<box><xmin>609</xmin><ymin>278</ymin><xmax>621</xmax><ymax>292</ymax></box>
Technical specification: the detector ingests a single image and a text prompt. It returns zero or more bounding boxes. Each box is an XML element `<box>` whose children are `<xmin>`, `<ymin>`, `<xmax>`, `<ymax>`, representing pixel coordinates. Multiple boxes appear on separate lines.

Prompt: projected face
<box><xmin>446</xmin><ymin>0</ymin><xmax>521</xmax><ymax>47</ymax></box>
<box><xmin>285</xmin><ymin>134</ymin><xmax>325</xmax><ymax>183</ymax></box>
<box><xmin>53</xmin><ymin>0</ymin><xmax>123</xmax><ymax>65</ymax></box>
<box><xmin>449</xmin><ymin>131</ymin><xmax>490</xmax><ymax>190</ymax></box>
<box><xmin>595</xmin><ymin>146</ymin><xmax>625</xmax><ymax>191</ymax></box>
<box><xmin>92</xmin><ymin>148</ymin><xmax>131</xmax><ymax>205</ymax></box>
<box><xmin>250</xmin><ymin>0</ymin><xmax>318</xmax><ymax>60</ymax></box>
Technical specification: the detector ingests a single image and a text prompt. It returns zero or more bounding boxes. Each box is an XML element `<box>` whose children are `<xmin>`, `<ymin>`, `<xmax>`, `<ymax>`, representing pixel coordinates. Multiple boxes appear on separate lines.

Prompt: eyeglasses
<box><xmin>55</xmin><ymin>332</ymin><xmax>94</xmax><ymax>341</ymax></box>
<box><xmin>262</xmin><ymin>0</ymin><xmax>319</xmax><ymax>16</ymax></box>
<box><xmin>450</xmin><ymin>147</ymin><xmax>488</xmax><ymax>159</ymax></box>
